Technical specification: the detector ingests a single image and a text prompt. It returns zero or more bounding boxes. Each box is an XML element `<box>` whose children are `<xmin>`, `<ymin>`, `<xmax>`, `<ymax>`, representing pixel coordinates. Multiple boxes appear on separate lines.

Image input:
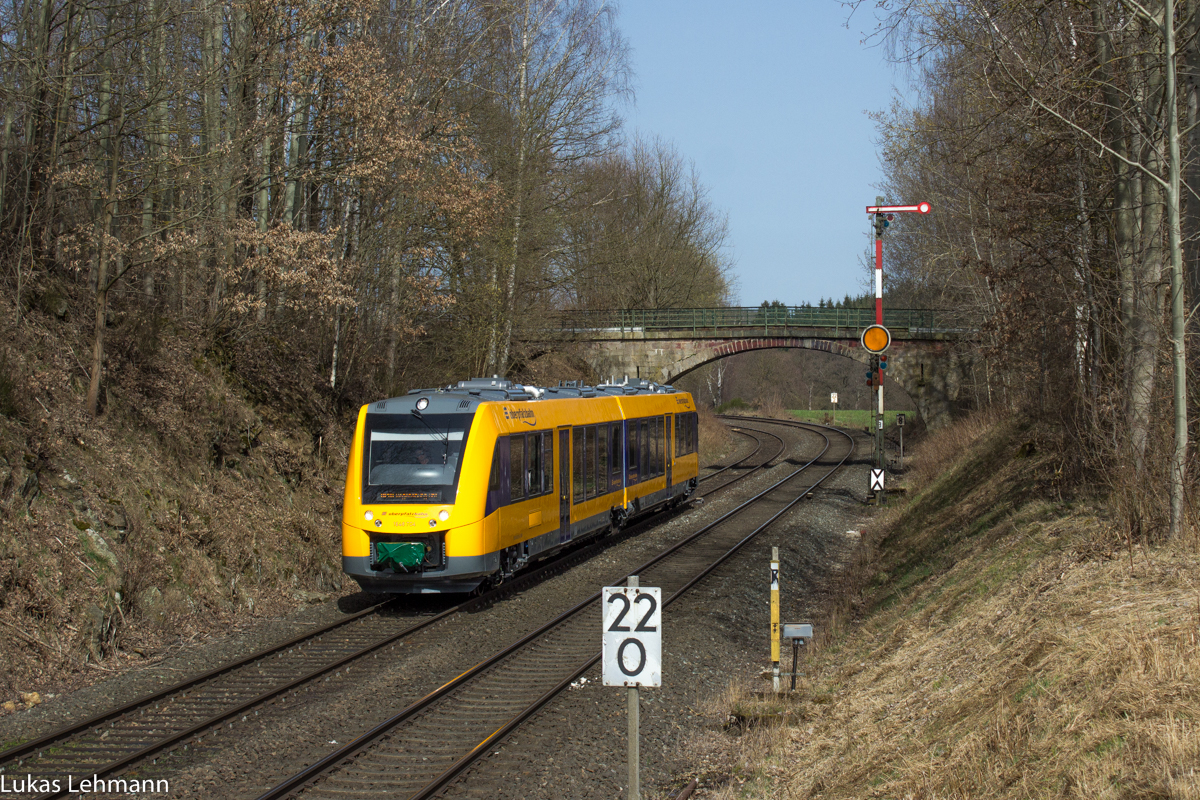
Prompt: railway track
<box><xmin>0</xmin><ymin>423</ymin><xmax>789</xmax><ymax>800</ymax></box>
<box><xmin>695</xmin><ymin>424</ymin><xmax>785</xmax><ymax>496</ymax></box>
<box><xmin>253</xmin><ymin>417</ymin><xmax>852</xmax><ymax>800</ymax></box>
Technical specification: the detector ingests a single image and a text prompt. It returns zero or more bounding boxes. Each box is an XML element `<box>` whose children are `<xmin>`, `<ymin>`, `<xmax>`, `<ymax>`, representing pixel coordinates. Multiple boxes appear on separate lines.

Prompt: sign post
<box><xmin>897</xmin><ymin>413</ymin><xmax>905</xmax><ymax>470</ymax></box>
<box><xmin>770</xmin><ymin>547</ymin><xmax>780</xmax><ymax>693</ymax></box>
<box><xmin>781</xmin><ymin>623</ymin><xmax>814</xmax><ymax>692</ymax></box>
<box><xmin>830</xmin><ymin>392</ymin><xmax>837</xmax><ymax>426</ymax></box>
<box><xmin>603</xmin><ymin>576</ymin><xmax>662</xmax><ymax>800</ymax></box>
<box><xmin>860</xmin><ymin>322</ymin><xmax>891</xmax><ymax>501</ymax></box>
<box><xmin>865</xmin><ymin>198</ymin><xmax>931</xmax><ymax>500</ymax></box>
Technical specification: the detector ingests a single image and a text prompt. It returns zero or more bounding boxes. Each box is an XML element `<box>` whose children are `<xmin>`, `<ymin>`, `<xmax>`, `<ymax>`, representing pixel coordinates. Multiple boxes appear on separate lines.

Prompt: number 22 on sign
<box><xmin>602</xmin><ymin>586</ymin><xmax>662</xmax><ymax>687</ymax></box>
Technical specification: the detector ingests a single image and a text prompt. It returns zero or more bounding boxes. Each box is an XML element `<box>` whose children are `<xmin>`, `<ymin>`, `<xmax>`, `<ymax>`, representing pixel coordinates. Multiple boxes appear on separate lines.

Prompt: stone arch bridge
<box><xmin>545</xmin><ymin>307</ymin><xmax>975</xmax><ymax>428</ymax></box>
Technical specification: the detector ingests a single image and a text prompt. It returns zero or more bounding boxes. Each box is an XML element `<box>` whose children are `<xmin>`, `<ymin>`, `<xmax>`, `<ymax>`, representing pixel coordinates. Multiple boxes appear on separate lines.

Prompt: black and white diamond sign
<box><xmin>870</xmin><ymin>468</ymin><xmax>885</xmax><ymax>492</ymax></box>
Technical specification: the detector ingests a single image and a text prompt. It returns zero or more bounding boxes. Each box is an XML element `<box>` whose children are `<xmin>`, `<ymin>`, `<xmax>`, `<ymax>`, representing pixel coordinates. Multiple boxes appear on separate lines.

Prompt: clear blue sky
<box><xmin>616</xmin><ymin>1</ymin><xmax>903</xmax><ymax>307</ymax></box>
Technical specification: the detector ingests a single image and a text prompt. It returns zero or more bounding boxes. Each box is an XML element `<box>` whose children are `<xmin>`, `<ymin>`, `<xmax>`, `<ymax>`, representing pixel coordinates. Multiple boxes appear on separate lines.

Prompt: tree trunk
<box><xmin>141</xmin><ymin>0</ymin><xmax>166</xmax><ymax>300</ymax></box>
<box><xmin>255</xmin><ymin>79</ymin><xmax>276</xmax><ymax>323</ymax></box>
<box><xmin>1164</xmin><ymin>0</ymin><xmax>1188</xmax><ymax>539</ymax></box>
<box><xmin>1184</xmin><ymin>0</ymin><xmax>1200</xmax><ymax>314</ymax></box>
<box><xmin>87</xmin><ymin>90</ymin><xmax>122</xmax><ymax>417</ymax></box>
<box><xmin>489</xmin><ymin>9</ymin><xmax>531</xmax><ymax>377</ymax></box>
<box><xmin>329</xmin><ymin>195</ymin><xmax>354</xmax><ymax>390</ymax></box>
<box><xmin>202</xmin><ymin>0</ymin><xmax>228</xmax><ymax>320</ymax></box>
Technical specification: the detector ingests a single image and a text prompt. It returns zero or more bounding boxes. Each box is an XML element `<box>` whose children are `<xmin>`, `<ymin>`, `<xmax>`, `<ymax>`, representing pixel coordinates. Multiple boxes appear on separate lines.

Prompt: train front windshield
<box><xmin>362</xmin><ymin>412</ymin><xmax>474</xmax><ymax>504</ymax></box>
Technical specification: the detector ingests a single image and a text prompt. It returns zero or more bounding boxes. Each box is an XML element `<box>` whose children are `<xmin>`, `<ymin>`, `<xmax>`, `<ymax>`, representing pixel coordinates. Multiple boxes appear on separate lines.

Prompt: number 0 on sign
<box><xmin>602</xmin><ymin>586</ymin><xmax>662</xmax><ymax>687</ymax></box>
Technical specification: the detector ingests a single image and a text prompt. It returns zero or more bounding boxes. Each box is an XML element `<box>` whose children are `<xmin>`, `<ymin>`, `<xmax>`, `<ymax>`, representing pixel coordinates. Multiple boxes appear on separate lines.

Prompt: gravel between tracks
<box><xmin>0</xmin><ymin>420</ymin><xmax>879</xmax><ymax>800</ymax></box>
<box><xmin>446</xmin><ymin>422</ymin><xmax>877</xmax><ymax>800</ymax></box>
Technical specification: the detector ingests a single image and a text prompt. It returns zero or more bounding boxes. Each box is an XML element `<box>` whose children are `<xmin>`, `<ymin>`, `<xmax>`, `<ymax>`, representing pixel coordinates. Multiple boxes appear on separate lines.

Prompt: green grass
<box><xmin>789</xmin><ymin>409</ymin><xmax>908</xmax><ymax>427</ymax></box>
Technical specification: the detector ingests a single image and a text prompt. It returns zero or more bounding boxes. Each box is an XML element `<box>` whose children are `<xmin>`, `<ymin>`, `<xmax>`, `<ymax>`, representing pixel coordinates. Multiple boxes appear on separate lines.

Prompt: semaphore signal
<box><xmin>865</xmin><ymin>197</ymin><xmax>932</xmax><ymax>500</ymax></box>
<box><xmin>866</xmin><ymin>202</ymin><xmax>931</xmax><ymax>214</ymax></box>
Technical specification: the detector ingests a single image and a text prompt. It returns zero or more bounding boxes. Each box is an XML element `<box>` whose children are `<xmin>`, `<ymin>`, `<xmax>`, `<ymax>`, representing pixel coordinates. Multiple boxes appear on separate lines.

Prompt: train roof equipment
<box><xmin>373</xmin><ymin>377</ymin><xmax>679</xmax><ymax>415</ymax></box>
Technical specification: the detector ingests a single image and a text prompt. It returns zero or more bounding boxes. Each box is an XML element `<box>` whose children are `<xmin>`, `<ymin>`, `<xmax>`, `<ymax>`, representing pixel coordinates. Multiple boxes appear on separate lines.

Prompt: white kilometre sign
<box><xmin>830</xmin><ymin>392</ymin><xmax>838</xmax><ymax>404</ymax></box>
<box><xmin>602</xmin><ymin>586</ymin><xmax>662</xmax><ymax>687</ymax></box>
<box><xmin>870</xmin><ymin>468</ymin><xmax>885</xmax><ymax>492</ymax></box>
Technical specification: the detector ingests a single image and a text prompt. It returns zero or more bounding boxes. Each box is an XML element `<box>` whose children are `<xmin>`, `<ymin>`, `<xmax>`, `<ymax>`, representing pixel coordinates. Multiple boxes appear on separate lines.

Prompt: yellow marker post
<box><xmin>770</xmin><ymin>546</ymin><xmax>780</xmax><ymax>693</ymax></box>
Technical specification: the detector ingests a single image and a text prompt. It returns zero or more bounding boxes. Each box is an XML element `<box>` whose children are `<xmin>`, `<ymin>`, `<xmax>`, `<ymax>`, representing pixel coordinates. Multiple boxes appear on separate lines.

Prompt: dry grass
<box><xmin>700</xmin><ymin>405</ymin><xmax>734</xmax><ymax>462</ymax></box>
<box><xmin>904</xmin><ymin>408</ymin><xmax>1005</xmax><ymax>489</ymax></box>
<box><xmin>756</xmin><ymin>391</ymin><xmax>787</xmax><ymax>420</ymax></box>
<box><xmin>690</xmin><ymin>414</ymin><xmax>1200</xmax><ymax>799</ymax></box>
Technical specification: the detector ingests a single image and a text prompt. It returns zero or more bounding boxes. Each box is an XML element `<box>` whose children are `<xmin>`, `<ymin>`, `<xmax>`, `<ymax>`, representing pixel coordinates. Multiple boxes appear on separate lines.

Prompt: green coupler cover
<box><xmin>375</xmin><ymin>541</ymin><xmax>426</xmax><ymax>569</ymax></box>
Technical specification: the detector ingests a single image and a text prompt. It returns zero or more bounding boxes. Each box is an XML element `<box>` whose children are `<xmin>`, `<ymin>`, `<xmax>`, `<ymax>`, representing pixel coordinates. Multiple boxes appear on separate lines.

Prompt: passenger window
<box><xmin>510</xmin><ymin>434</ymin><xmax>525</xmax><ymax>501</ymax></box>
<box><xmin>573</xmin><ymin>428</ymin><xmax>584</xmax><ymax>503</ymax></box>
<box><xmin>651</xmin><ymin>417</ymin><xmax>660</xmax><ymax>476</ymax></box>
<box><xmin>639</xmin><ymin>420</ymin><xmax>649</xmax><ymax>477</ymax></box>
<box><xmin>585</xmin><ymin>426</ymin><xmax>598</xmax><ymax>498</ymax></box>
<box><xmin>528</xmin><ymin>433</ymin><xmax>541</xmax><ymax>496</ymax></box>
<box><xmin>610</xmin><ymin>425</ymin><xmax>623</xmax><ymax>489</ymax></box>
<box><xmin>627</xmin><ymin>421</ymin><xmax>638</xmax><ymax>483</ymax></box>
<box><xmin>672</xmin><ymin>412</ymin><xmax>681</xmax><ymax>462</ymax></box>
<box><xmin>597</xmin><ymin>424</ymin><xmax>609</xmax><ymax>494</ymax></box>
<box><xmin>662</xmin><ymin>416</ymin><xmax>669</xmax><ymax>472</ymax></box>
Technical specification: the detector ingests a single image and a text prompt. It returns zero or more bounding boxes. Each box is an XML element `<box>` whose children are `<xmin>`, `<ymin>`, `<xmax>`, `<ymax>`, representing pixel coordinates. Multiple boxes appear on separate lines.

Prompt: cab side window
<box><xmin>486</xmin><ymin>438</ymin><xmax>509</xmax><ymax>515</ymax></box>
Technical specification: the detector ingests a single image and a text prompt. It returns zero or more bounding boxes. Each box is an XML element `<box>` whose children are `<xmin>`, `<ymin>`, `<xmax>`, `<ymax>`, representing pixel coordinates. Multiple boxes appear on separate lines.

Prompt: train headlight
<box><xmin>416</xmin><ymin>397</ymin><xmax>429</xmax><ymax>410</ymax></box>
<box><xmin>438</xmin><ymin>510</ymin><xmax>450</xmax><ymax>521</ymax></box>
<box><xmin>428</xmin><ymin>519</ymin><xmax>437</xmax><ymax>528</ymax></box>
<box><xmin>364</xmin><ymin>511</ymin><xmax>374</xmax><ymax>521</ymax></box>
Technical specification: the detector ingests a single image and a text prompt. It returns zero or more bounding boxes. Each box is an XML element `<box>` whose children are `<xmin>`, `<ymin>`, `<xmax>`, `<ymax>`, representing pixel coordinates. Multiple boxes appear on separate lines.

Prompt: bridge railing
<box><xmin>555</xmin><ymin>306</ymin><xmax>942</xmax><ymax>334</ymax></box>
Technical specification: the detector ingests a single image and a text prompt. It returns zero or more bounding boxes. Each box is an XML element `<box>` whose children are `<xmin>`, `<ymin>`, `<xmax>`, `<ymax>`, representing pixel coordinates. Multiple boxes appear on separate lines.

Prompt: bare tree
<box><xmin>861</xmin><ymin>0</ymin><xmax>1195</xmax><ymax>538</ymax></box>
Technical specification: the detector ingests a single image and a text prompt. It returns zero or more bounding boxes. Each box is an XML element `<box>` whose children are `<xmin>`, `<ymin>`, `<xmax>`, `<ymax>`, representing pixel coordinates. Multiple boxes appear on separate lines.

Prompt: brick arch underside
<box><xmin>663</xmin><ymin>337</ymin><xmax>934</xmax><ymax>423</ymax></box>
<box><xmin>666</xmin><ymin>337</ymin><xmax>867</xmax><ymax>383</ymax></box>
<box><xmin>582</xmin><ymin>335</ymin><xmax>953</xmax><ymax>426</ymax></box>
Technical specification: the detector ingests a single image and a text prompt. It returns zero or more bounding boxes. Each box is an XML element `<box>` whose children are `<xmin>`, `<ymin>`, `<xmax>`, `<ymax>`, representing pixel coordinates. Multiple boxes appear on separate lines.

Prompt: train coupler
<box><xmin>374</xmin><ymin>542</ymin><xmax>428</xmax><ymax>571</ymax></box>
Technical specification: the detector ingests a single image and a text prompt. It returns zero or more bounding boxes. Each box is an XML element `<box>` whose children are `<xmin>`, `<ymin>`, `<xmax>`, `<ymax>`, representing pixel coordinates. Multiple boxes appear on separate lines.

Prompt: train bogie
<box><xmin>341</xmin><ymin>378</ymin><xmax>699</xmax><ymax>593</ymax></box>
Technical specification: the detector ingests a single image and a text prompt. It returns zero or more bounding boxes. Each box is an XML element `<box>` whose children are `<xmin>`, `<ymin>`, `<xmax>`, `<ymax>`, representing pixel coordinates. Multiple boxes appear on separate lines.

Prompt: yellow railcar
<box><xmin>342</xmin><ymin>378</ymin><xmax>700</xmax><ymax>593</ymax></box>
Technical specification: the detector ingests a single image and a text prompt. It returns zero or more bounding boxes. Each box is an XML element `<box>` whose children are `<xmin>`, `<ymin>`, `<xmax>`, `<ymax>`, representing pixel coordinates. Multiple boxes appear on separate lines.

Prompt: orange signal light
<box><xmin>861</xmin><ymin>324</ymin><xmax>891</xmax><ymax>353</ymax></box>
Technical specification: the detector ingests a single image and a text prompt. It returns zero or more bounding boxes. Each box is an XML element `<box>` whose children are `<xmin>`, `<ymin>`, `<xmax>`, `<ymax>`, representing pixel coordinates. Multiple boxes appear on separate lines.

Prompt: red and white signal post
<box><xmin>864</xmin><ymin>198</ymin><xmax>931</xmax><ymax>495</ymax></box>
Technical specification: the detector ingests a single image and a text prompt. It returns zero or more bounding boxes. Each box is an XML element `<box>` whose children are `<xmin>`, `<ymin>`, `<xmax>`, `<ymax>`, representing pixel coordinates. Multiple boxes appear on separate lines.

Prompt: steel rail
<box><xmin>364</xmin><ymin>419</ymin><xmax>852</xmax><ymax>800</ymax></box>
<box><xmin>13</xmin><ymin>524</ymin><xmax>683</xmax><ymax>800</ymax></box>
<box><xmin>418</xmin><ymin>420</ymin><xmax>854</xmax><ymax>800</ymax></box>
<box><xmin>697</xmin><ymin>424</ymin><xmax>786</xmax><ymax>497</ymax></box>
<box><xmin>0</xmin><ymin>599</ymin><xmax>392</xmax><ymax>768</ymax></box>
<box><xmin>3</xmin><ymin>437</ymin><xmax>780</xmax><ymax>799</ymax></box>
<box><xmin>254</xmin><ymin>419</ymin><xmax>848</xmax><ymax>800</ymax></box>
<box><xmin>697</xmin><ymin>426</ymin><xmax>762</xmax><ymax>482</ymax></box>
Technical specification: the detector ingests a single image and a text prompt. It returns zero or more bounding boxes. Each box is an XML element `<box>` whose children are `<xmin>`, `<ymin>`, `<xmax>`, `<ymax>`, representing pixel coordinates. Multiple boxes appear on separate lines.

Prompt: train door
<box><xmin>558</xmin><ymin>428</ymin><xmax>571</xmax><ymax>543</ymax></box>
<box><xmin>665</xmin><ymin>414</ymin><xmax>672</xmax><ymax>487</ymax></box>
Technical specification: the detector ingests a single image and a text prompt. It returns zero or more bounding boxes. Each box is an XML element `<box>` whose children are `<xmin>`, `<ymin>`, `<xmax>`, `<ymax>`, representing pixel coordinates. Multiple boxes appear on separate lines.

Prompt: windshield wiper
<box><xmin>411</xmin><ymin>409</ymin><xmax>451</xmax><ymax>464</ymax></box>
